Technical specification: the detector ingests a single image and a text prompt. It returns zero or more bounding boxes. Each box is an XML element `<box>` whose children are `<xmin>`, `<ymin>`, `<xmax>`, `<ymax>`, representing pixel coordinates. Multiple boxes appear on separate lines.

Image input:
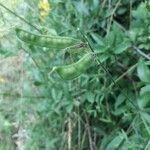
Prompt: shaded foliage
<box><xmin>0</xmin><ymin>0</ymin><xmax>150</xmax><ymax>149</ymax></box>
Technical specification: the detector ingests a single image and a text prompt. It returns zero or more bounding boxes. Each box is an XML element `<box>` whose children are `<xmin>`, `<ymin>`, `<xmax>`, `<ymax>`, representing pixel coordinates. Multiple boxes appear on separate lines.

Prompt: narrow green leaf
<box><xmin>106</xmin><ymin>135</ymin><xmax>124</xmax><ymax>150</ymax></box>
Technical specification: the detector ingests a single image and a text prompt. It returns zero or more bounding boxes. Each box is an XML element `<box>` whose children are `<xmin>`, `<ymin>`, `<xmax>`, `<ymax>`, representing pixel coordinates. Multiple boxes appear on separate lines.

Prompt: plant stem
<box><xmin>85</xmin><ymin>113</ymin><xmax>94</xmax><ymax>150</ymax></box>
<box><xmin>107</xmin><ymin>0</ymin><xmax>121</xmax><ymax>33</ymax></box>
<box><xmin>0</xmin><ymin>2</ymin><xmax>41</xmax><ymax>33</ymax></box>
<box><xmin>108</xmin><ymin>63</ymin><xmax>138</xmax><ymax>89</ymax></box>
<box><xmin>133</xmin><ymin>46</ymin><xmax>150</xmax><ymax>61</ymax></box>
<box><xmin>67</xmin><ymin>117</ymin><xmax>72</xmax><ymax>150</ymax></box>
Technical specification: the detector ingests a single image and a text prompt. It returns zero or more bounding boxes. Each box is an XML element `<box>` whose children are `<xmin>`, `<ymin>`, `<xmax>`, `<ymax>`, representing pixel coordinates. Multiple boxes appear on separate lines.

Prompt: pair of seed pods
<box><xmin>15</xmin><ymin>28</ymin><xmax>93</xmax><ymax>80</ymax></box>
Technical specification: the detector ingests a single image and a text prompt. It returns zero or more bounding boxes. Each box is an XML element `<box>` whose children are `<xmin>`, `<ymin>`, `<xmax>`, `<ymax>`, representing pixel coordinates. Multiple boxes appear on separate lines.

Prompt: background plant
<box><xmin>0</xmin><ymin>0</ymin><xmax>150</xmax><ymax>149</ymax></box>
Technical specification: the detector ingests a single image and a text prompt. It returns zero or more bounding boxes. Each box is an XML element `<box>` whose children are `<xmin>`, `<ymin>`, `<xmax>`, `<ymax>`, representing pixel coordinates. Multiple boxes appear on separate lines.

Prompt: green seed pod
<box><xmin>15</xmin><ymin>28</ymin><xmax>81</xmax><ymax>49</ymax></box>
<box><xmin>54</xmin><ymin>52</ymin><xmax>93</xmax><ymax>80</ymax></box>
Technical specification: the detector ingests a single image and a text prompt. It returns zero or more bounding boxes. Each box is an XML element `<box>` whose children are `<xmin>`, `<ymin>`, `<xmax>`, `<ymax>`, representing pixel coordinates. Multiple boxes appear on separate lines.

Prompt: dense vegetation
<box><xmin>0</xmin><ymin>0</ymin><xmax>150</xmax><ymax>149</ymax></box>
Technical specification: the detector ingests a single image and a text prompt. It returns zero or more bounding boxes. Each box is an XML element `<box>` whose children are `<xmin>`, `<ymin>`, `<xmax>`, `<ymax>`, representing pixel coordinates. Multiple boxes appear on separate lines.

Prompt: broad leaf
<box><xmin>137</xmin><ymin>59</ymin><xmax>150</xmax><ymax>83</ymax></box>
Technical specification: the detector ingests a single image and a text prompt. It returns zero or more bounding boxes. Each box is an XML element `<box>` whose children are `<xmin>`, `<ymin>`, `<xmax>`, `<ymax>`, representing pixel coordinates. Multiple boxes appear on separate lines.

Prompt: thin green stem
<box><xmin>0</xmin><ymin>2</ymin><xmax>41</xmax><ymax>33</ymax></box>
<box><xmin>108</xmin><ymin>63</ymin><xmax>138</xmax><ymax>89</ymax></box>
<box><xmin>0</xmin><ymin>93</ymin><xmax>50</xmax><ymax>99</ymax></box>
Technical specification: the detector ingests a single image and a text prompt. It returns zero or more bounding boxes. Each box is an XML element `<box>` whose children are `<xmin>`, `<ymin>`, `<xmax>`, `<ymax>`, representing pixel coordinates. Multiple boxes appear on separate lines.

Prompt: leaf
<box><xmin>140</xmin><ymin>85</ymin><xmax>150</xmax><ymax>95</ymax></box>
<box><xmin>141</xmin><ymin>112</ymin><xmax>150</xmax><ymax>124</ymax></box>
<box><xmin>137</xmin><ymin>59</ymin><xmax>150</xmax><ymax>83</ymax></box>
<box><xmin>91</xmin><ymin>0</ymin><xmax>99</xmax><ymax>15</ymax></box>
<box><xmin>90</xmin><ymin>33</ymin><xmax>104</xmax><ymax>46</ymax></box>
<box><xmin>138</xmin><ymin>86</ymin><xmax>150</xmax><ymax>108</ymax></box>
<box><xmin>117</xmin><ymin>7</ymin><xmax>127</xmax><ymax>15</ymax></box>
<box><xmin>97</xmin><ymin>53</ymin><xmax>109</xmax><ymax>62</ymax></box>
<box><xmin>132</xmin><ymin>3</ymin><xmax>149</xmax><ymax>20</ymax></box>
<box><xmin>85</xmin><ymin>92</ymin><xmax>95</xmax><ymax>103</ymax></box>
<box><xmin>112</xmin><ymin>22</ymin><xmax>124</xmax><ymax>44</ymax></box>
<box><xmin>66</xmin><ymin>104</ymin><xmax>73</xmax><ymax>113</ymax></box>
<box><xmin>114</xmin><ymin>40</ymin><xmax>131</xmax><ymax>54</ymax></box>
<box><xmin>115</xmin><ymin>94</ymin><xmax>126</xmax><ymax>109</ymax></box>
<box><xmin>51</xmin><ymin>88</ymin><xmax>57</xmax><ymax>100</ymax></box>
<box><xmin>99</xmin><ymin>130</ymin><xmax>121</xmax><ymax>150</ymax></box>
<box><xmin>138</xmin><ymin>97</ymin><xmax>150</xmax><ymax>109</ymax></box>
<box><xmin>74</xmin><ymin>1</ymin><xmax>89</xmax><ymax>16</ymax></box>
<box><xmin>113</xmin><ymin>106</ymin><xmax>126</xmax><ymax>116</ymax></box>
<box><xmin>105</xmin><ymin>32</ymin><xmax>115</xmax><ymax>47</ymax></box>
<box><xmin>73</xmin><ymin>100</ymin><xmax>80</xmax><ymax>106</ymax></box>
<box><xmin>106</xmin><ymin>135</ymin><xmax>124</xmax><ymax>150</ymax></box>
<box><xmin>93</xmin><ymin>0</ymin><xmax>99</xmax><ymax>8</ymax></box>
<box><xmin>128</xmin><ymin>29</ymin><xmax>138</xmax><ymax>42</ymax></box>
<box><xmin>33</xmin><ymin>81</ymin><xmax>44</xmax><ymax>86</ymax></box>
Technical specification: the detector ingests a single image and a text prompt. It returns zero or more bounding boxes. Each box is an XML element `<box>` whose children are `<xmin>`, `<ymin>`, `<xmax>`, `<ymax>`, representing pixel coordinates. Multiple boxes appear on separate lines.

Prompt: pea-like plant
<box><xmin>0</xmin><ymin>1</ymin><xmax>150</xmax><ymax>150</ymax></box>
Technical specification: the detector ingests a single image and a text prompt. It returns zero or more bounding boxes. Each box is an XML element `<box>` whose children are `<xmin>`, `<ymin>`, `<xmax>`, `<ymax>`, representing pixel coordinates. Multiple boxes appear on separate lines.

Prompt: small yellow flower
<box><xmin>38</xmin><ymin>0</ymin><xmax>50</xmax><ymax>12</ymax></box>
<box><xmin>38</xmin><ymin>0</ymin><xmax>51</xmax><ymax>20</ymax></box>
<box><xmin>40</xmin><ymin>11</ymin><xmax>49</xmax><ymax>17</ymax></box>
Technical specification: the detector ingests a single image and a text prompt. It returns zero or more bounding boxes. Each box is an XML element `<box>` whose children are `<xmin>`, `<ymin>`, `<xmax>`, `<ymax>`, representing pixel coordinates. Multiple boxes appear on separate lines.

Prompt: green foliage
<box><xmin>0</xmin><ymin>0</ymin><xmax>150</xmax><ymax>149</ymax></box>
<box><xmin>129</xmin><ymin>2</ymin><xmax>150</xmax><ymax>50</ymax></box>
